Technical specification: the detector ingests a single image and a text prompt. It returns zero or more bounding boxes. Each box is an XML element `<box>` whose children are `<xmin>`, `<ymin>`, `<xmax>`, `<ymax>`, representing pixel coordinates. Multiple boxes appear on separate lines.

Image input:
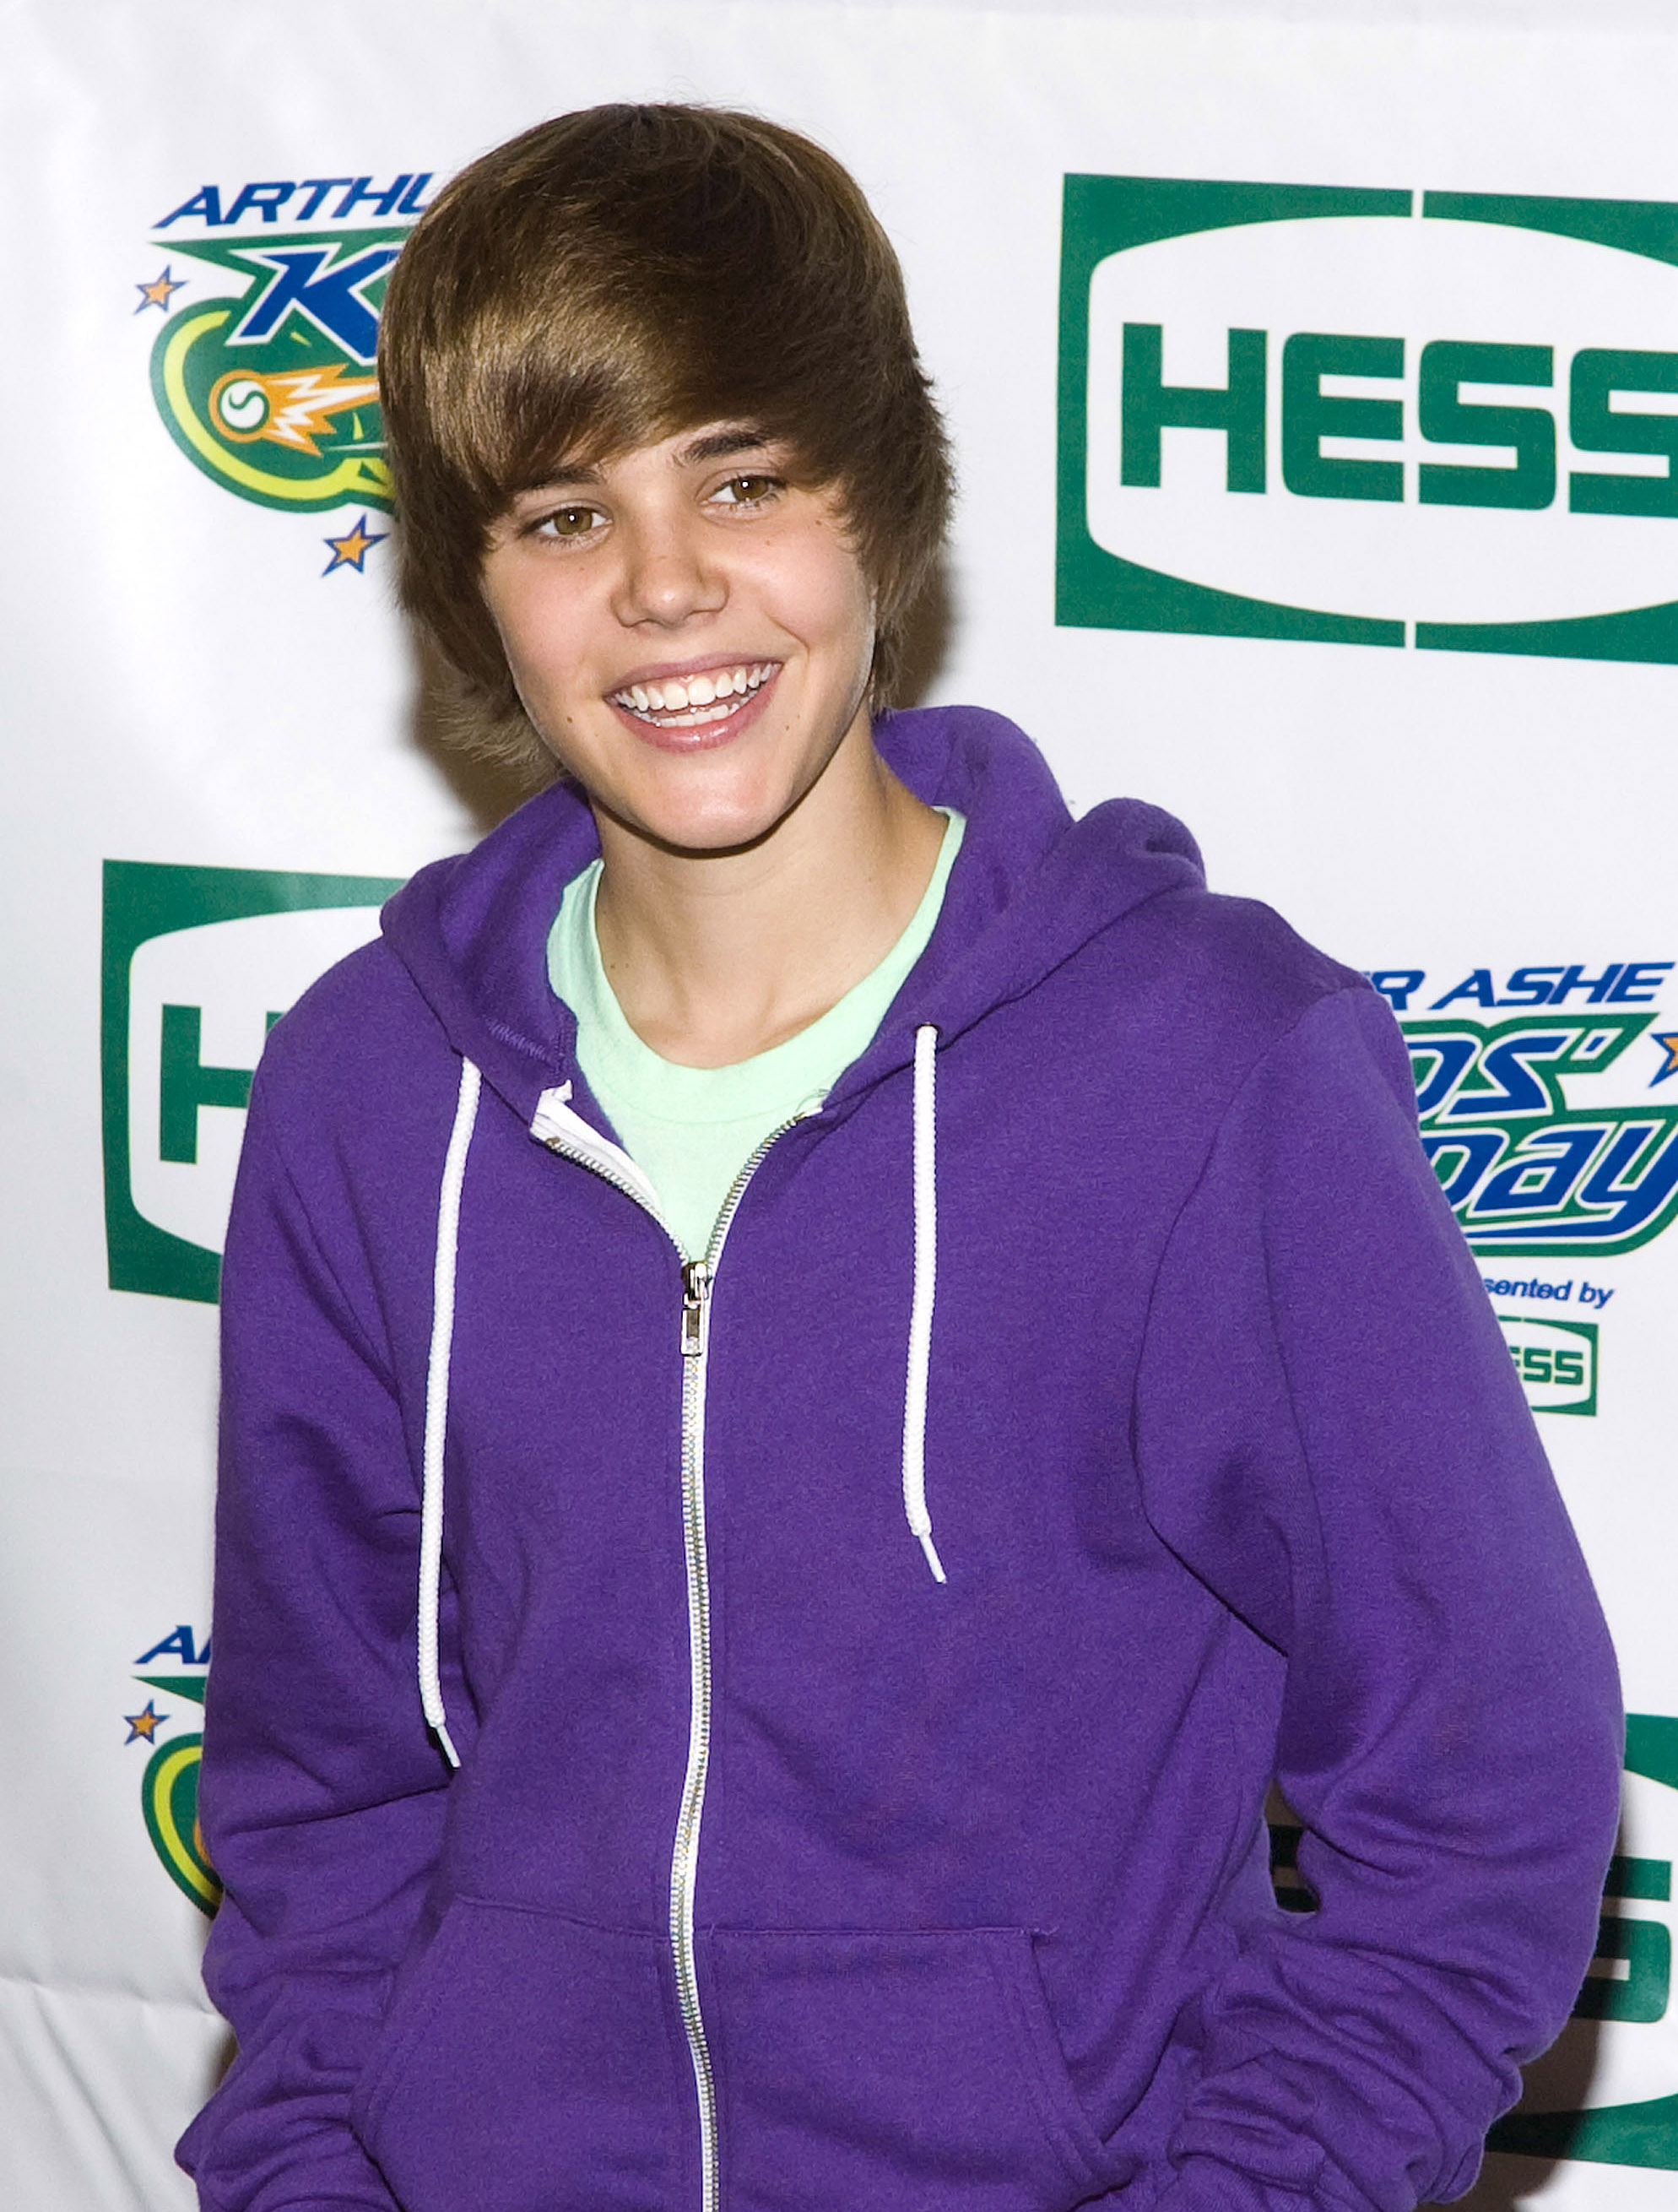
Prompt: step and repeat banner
<box><xmin>6</xmin><ymin>0</ymin><xmax>1678</xmax><ymax>2203</ymax></box>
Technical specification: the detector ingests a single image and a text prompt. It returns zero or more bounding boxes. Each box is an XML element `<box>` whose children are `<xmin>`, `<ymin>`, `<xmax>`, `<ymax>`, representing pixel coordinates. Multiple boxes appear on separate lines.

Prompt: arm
<box><xmin>1134</xmin><ymin>986</ymin><xmax>1621</xmax><ymax>2212</ymax></box>
<box><xmin>177</xmin><ymin>1066</ymin><xmax>462</xmax><ymax>2210</ymax></box>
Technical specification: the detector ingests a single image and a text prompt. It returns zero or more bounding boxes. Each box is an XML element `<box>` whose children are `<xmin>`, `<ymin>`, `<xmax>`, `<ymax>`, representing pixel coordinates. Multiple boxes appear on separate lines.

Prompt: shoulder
<box><xmin>247</xmin><ymin>930</ymin><xmax>462</xmax><ymax>1171</ymax></box>
<box><xmin>1029</xmin><ymin>792</ymin><xmax>1372</xmax><ymax>1060</ymax></box>
<box><xmin>259</xmin><ymin>933</ymin><xmax>435</xmax><ymax>1082</ymax></box>
<box><xmin>1093</xmin><ymin>876</ymin><xmax>1384</xmax><ymax>1073</ymax></box>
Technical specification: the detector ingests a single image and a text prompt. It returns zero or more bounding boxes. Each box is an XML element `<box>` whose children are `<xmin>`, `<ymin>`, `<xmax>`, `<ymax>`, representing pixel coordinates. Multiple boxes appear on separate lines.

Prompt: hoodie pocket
<box><xmin>349</xmin><ymin>1896</ymin><xmax>682</xmax><ymax>2212</ymax></box>
<box><xmin>709</xmin><ymin>1924</ymin><xmax>1133</xmax><ymax>2211</ymax></box>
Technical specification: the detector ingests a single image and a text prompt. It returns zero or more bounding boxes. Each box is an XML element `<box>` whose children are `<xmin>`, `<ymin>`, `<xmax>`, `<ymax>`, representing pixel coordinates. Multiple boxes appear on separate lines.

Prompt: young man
<box><xmin>181</xmin><ymin>105</ymin><xmax>1621</xmax><ymax>2212</ymax></box>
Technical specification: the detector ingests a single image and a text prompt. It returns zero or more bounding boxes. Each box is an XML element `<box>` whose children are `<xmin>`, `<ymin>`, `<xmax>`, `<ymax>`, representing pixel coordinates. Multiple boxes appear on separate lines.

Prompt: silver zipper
<box><xmin>539</xmin><ymin>1106</ymin><xmax>808</xmax><ymax>2212</ymax></box>
<box><xmin>671</xmin><ymin>1250</ymin><xmax>719</xmax><ymax>2210</ymax></box>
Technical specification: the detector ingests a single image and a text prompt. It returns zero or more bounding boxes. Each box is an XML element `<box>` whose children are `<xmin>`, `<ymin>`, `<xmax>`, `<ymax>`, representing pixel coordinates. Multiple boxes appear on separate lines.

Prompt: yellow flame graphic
<box><xmin>209</xmin><ymin>363</ymin><xmax>382</xmax><ymax>458</ymax></box>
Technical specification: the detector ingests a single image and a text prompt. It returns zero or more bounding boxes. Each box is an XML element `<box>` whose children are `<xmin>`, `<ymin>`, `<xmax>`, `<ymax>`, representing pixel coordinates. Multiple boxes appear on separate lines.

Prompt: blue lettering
<box><xmin>1369</xmin><ymin>968</ymin><xmax>1426</xmax><ymax>1011</ymax></box>
<box><xmin>135</xmin><ymin>1624</ymin><xmax>203</xmax><ymax>1666</ymax></box>
<box><xmin>1409</xmin><ymin>1033</ymin><xmax>1479</xmax><ymax>1116</ymax></box>
<box><xmin>1572</xmin><ymin>1120</ymin><xmax>1678</xmax><ymax>1244</ymax></box>
<box><xmin>154</xmin><ymin>171</ymin><xmax>432</xmax><ymax>234</ymax></box>
<box><xmin>294</xmin><ymin>176</ymin><xmax>355</xmax><ymax>220</ymax></box>
<box><xmin>223</xmin><ymin>181</ymin><xmax>297</xmax><ymax>225</ymax></box>
<box><xmin>1499</xmin><ymin>967</ymin><xmax>1564</xmax><ymax>1006</ymax></box>
<box><xmin>1442</xmin><ymin>1029</ymin><xmax>1572</xmax><ymax>1121</ymax></box>
<box><xmin>1430</xmin><ymin>969</ymin><xmax>1497</xmax><ymax>1010</ymax></box>
<box><xmin>1421</xmin><ymin>1129</ymin><xmax>1506</xmax><ymax>1206</ymax></box>
<box><xmin>332</xmin><ymin>172</ymin><xmax>414</xmax><ymax>220</ymax></box>
<box><xmin>1609</xmin><ymin>962</ymin><xmax>1675</xmax><ymax>1005</ymax></box>
<box><xmin>1550</xmin><ymin>963</ymin><xmax>1623</xmax><ymax>1005</ymax></box>
<box><xmin>1470</xmin><ymin>1125</ymin><xmax>1610</xmax><ymax>1217</ymax></box>
<box><xmin>229</xmin><ymin>242</ymin><xmax>402</xmax><ymax>363</ymax></box>
<box><xmin>154</xmin><ymin>185</ymin><xmax>224</xmax><ymax>229</ymax></box>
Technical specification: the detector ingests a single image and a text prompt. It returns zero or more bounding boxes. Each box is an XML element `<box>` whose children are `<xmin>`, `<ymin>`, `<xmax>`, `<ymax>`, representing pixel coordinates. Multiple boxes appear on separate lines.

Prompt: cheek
<box><xmin>768</xmin><ymin>539</ymin><xmax>876</xmax><ymax>672</ymax></box>
<box><xmin>479</xmin><ymin>567</ymin><xmax>589</xmax><ymax>697</ymax></box>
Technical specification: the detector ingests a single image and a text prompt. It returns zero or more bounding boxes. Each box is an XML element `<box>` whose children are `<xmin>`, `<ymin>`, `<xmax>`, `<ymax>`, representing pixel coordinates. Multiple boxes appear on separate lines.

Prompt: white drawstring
<box><xmin>420</xmin><ymin>1031</ymin><xmax>941</xmax><ymax>1755</ymax></box>
<box><xmin>419</xmin><ymin>1055</ymin><xmax>481</xmax><ymax>1767</ymax></box>
<box><xmin>901</xmin><ymin>1024</ymin><xmax>946</xmax><ymax>1585</ymax></box>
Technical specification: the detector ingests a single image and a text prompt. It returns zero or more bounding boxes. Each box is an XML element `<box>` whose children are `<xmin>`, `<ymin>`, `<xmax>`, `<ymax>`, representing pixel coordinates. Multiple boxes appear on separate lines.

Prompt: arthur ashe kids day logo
<box><xmin>122</xmin><ymin>1624</ymin><xmax>218</xmax><ymax>1915</ymax></box>
<box><xmin>1058</xmin><ymin>180</ymin><xmax>1678</xmax><ymax>664</ymax></box>
<box><xmin>1371</xmin><ymin>958</ymin><xmax>1678</xmax><ymax>1260</ymax></box>
<box><xmin>101</xmin><ymin>861</ymin><xmax>400</xmax><ymax>1304</ymax></box>
<box><xmin>133</xmin><ymin>171</ymin><xmax>432</xmax><ymax>571</ymax></box>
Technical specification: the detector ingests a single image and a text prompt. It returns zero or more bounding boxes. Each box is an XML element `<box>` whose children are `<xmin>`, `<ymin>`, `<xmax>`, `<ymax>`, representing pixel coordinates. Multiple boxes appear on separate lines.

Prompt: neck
<box><xmin>592</xmin><ymin>718</ymin><xmax>947</xmax><ymax>1068</ymax></box>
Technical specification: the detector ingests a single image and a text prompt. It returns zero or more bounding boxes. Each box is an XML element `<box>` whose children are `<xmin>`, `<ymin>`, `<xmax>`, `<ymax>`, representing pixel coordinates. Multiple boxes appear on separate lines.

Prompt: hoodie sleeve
<box><xmin>176</xmin><ymin>1067</ymin><xmax>459</xmax><ymax>2211</ymax></box>
<box><xmin>1133</xmin><ymin>984</ymin><xmax>1621</xmax><ymax>2212</ymax></box>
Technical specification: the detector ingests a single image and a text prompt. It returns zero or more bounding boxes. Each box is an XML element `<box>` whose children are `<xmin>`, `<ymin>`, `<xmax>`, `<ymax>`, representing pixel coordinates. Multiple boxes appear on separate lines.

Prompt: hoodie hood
<box><xmin>379</xmin><ymin>704</ymin><xmax>1204</xmax><ymax>1124</ymax></box>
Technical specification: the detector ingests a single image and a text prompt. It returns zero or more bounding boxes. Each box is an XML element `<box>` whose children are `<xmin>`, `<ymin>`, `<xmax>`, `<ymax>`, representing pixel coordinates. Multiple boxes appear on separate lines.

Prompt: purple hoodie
<box><xmin>181</xmin><ymin>705</ymin><xmax>1621</xmax><ymax>2212</ymax></box>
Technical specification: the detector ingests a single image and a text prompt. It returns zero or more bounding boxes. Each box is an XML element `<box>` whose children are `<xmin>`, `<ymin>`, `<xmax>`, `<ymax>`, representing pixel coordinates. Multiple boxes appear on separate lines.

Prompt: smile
<box><xmin>609</xmin><ymin>662</ymin><xmax>777</xmax><ymax>729</ymax></box>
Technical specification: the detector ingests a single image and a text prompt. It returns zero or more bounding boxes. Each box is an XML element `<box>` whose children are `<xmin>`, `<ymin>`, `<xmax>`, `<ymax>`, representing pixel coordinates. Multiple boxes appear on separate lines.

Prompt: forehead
<box><xmin>522</xmin><ymin>421</ymin><xmax>785</xmax><ymax>495</ymax></box>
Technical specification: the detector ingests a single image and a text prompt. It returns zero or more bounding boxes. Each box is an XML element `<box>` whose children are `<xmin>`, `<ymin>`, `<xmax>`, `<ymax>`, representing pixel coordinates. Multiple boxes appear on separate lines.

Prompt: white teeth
<box><xmin>611</xmin><ymin>662</ymin><xmax>775</xmax><ymax>720</ymax></box>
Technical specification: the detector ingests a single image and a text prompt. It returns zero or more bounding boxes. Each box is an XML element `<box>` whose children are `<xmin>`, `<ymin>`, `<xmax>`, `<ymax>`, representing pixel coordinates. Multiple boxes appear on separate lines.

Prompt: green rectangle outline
<box><xmin>101</xmin><ymin>859</ymin><xmax>402</xmax><ymax>1304</ymax></box>
<box><xmin>1493</xmin><ymin>1310</ymin><xmax>1599</xmax><ymax>1417</ymax></box>
<box><xmin>1058</xmin><ymin>176</ymin><xmax>1678</xmax><ymax>666</ymax></box>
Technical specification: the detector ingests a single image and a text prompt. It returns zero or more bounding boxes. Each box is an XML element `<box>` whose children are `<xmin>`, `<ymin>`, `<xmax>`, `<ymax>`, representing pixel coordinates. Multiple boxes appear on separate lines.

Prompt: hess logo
<box><xmin>101</xmin><ymin>863</ymin><xmax>399</xmax><ymax>1303</ymax></box>
<box><xmin>1059</xmin><ymin>180</ymin><xmax>1678</xmax><ymax>663</ymax></box>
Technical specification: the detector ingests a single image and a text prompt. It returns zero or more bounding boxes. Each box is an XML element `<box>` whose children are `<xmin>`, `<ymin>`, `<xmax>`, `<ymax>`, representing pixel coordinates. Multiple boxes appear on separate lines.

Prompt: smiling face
<box><xmin>478</xmin><ymin>424</ymin><xmax>878</xmax><ymax>855</ymax></box>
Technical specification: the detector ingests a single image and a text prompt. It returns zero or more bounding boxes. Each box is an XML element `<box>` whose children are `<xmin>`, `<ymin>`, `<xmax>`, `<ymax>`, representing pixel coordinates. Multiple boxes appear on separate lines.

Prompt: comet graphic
<box><xmin>208</xmin><ymin>363</ymin><xmax>382</xmax><ymax>457</ymax></box>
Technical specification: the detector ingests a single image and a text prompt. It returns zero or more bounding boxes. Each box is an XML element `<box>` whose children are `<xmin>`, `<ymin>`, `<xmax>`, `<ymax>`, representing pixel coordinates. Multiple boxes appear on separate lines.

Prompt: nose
<box><xmin>611</xmin><ymin>506</ymin><xmax>726</xmax><ymax>630</ymax></box>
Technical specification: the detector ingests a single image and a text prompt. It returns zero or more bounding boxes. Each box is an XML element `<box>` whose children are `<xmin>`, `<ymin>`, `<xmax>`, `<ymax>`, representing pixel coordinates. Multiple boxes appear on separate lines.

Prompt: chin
<box><xmin>655</xmin><ymin>814</ymin><xmax>782</xmax><ymax>858</ymax></box>
<box><xmin>634</xmin><ymin>778</ymin><xmax>803</xmax><ymax>857</ymax></box>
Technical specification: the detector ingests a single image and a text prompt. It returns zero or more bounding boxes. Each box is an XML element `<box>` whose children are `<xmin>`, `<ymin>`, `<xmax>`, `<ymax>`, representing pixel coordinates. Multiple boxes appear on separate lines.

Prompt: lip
<box><xmin>604</xmin><ymin>657</ymin><xmax>782</xmax><ymax>754</ymax></box>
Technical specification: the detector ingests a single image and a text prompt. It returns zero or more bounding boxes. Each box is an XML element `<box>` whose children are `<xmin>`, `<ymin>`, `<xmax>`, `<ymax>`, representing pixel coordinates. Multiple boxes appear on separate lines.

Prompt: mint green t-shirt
<box><xmin>546</xmin><ymin>811</ymin><xmax>966</xmax><ymax>1260</ymax></box>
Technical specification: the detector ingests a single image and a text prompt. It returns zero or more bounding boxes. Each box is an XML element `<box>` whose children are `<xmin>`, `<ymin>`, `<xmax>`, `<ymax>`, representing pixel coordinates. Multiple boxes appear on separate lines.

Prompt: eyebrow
<box><xmin>676</xmin><ymin>424</ymin><xmax>778</xmax><ymax>465</ymax></box>
<box><xmin>523</xmin><ymin>461</ymin><xmax>604</xmax><ymax>491</ymax></box>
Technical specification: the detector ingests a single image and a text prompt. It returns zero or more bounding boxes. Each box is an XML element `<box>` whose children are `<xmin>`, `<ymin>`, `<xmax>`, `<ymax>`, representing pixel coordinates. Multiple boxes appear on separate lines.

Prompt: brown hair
<box><xmin>377</xmin><ymin>104</ymin><xmax>952</xmax><ymax>776</ymax></box>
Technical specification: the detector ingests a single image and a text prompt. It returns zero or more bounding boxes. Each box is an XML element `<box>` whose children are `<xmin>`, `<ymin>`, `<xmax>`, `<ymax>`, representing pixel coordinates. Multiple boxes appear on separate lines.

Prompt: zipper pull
<box><xmin>680</xmin><ymin>1261</ymin><xmax>712</xmax><ymax>1358</ymax></box>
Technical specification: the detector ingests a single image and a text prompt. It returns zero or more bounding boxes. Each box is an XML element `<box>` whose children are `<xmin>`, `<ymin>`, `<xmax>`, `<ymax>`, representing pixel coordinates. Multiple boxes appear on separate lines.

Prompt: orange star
<box><xmin>134</xmin><ymin>266</ymin><xmax>186</xmax><ymax>314</ymax></box>
<box><xmin>322</xmin><ymin>513</ymin><xmax>387</xmax><ymax>575</ymax></box>
<box><xmin>1651</xmin><ymin>1033</ymin><xmax>1678</xmax><ymax>1087</ymax></box>
<box><xmin>123</xmin><ymin>1700</ymin><xmax>168</xmax><ymax>1744</ymax></box>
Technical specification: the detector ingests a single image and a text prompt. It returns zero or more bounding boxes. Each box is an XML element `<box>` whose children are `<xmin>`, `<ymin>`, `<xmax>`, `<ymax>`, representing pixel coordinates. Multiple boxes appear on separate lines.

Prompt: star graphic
<box><xmin>134</xmin><ymin>265</ymin><xmax>186</xmax><ymax>314</ymax></box>
<box><xmin>322</xmin><ymin>514</ymin><xmax>387</xmax><ymax>575</ymax></box>
<box><xmin>123</xmin><ymin>1700</ymin><xmax>168</xmax><ymax>1745</ymax></box>
<box><xmin>1650</xmin><ymin>1033</ymin><xmax>1678</xmax><ymax>1087</ymax></box>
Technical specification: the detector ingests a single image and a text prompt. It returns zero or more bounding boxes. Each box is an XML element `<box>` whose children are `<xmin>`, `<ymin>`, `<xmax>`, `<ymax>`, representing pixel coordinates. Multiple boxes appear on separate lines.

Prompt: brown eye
<box><xmin>541</xmin><ymin>505</ymin><xmax>601</xmax><ymax>539</ymax></box>
<box><xmin>716</xmin><ymin>474</ymin><xmax>780</xmax><ymax>507</ymax></box>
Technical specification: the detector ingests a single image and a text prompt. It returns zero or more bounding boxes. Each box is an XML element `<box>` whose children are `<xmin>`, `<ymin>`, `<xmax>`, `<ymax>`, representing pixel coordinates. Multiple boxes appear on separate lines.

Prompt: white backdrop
<box><xmin>6</xmin><ymin>0</ymin><xmax>1678</xmax><ymax>2203</ymax></box>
